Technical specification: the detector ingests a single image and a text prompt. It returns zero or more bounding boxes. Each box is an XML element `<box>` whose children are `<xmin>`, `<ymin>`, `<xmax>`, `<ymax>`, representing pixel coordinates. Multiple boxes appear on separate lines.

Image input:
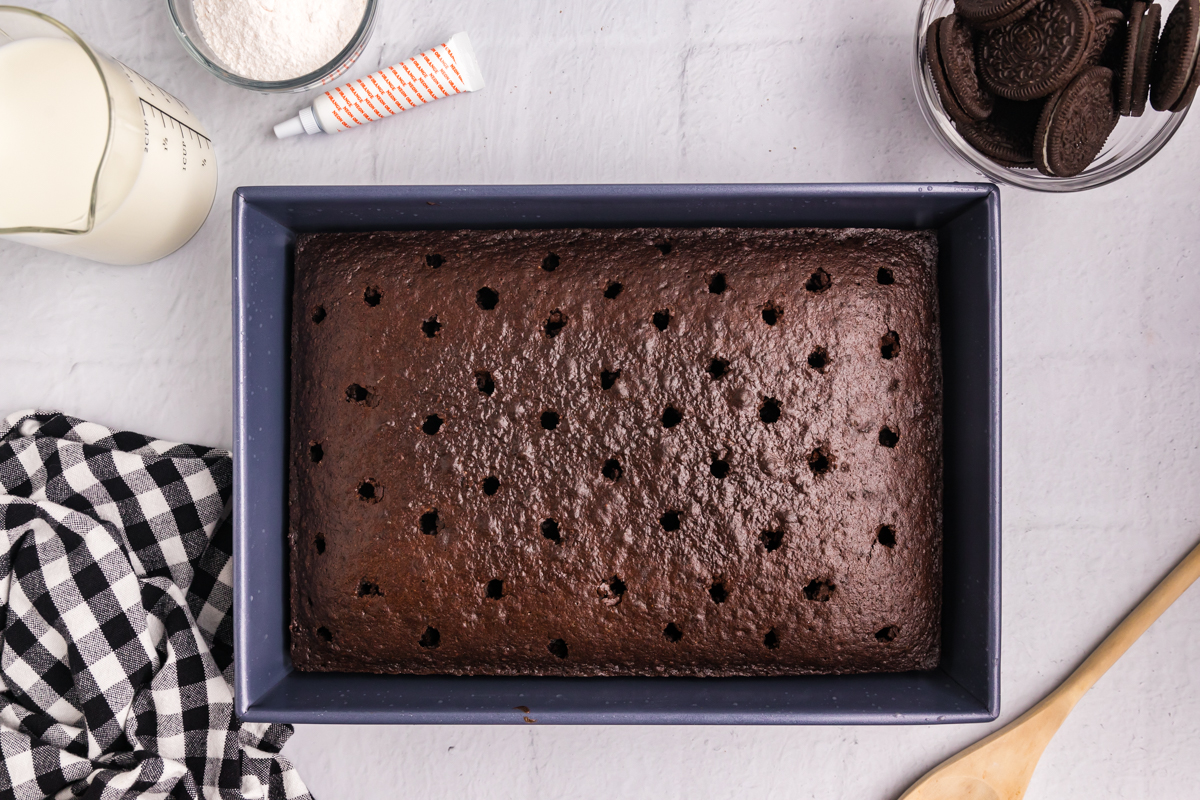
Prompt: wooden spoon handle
<box><xmin>1056</xmin><ymin>538</ymin><xmax>1200</xmax><ymax>706</ymax></box>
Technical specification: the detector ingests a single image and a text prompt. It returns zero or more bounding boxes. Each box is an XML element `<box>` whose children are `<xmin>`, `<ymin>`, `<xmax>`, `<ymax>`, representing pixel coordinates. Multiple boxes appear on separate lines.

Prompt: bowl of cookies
<box><xmin>914</xmin><ymin>0</ymin><xmax>1199</xmax><ymax>191</ymax></box>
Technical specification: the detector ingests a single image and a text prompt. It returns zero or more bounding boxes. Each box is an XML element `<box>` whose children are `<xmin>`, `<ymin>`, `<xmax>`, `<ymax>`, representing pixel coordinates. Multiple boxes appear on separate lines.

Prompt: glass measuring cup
<box><xmin>0</xmin><ymin>6</ymin><xmax>217</xmax><ymax>265</ymax></box>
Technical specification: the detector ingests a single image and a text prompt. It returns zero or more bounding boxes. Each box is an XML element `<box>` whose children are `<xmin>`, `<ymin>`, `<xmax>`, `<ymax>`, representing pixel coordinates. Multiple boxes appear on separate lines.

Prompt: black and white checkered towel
<box><xmin>0</xmin><ymin>411</ymin><xmax>311</xmax><ymax>800</ymax></box>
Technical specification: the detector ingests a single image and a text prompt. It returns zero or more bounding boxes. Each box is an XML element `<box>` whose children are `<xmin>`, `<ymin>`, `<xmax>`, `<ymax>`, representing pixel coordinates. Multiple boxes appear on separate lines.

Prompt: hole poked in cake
<box><xmin>540</xmin><ymin>410</ymin><xmax>560</xmax><ymax>430</ymax></box>
<box><xmin>760</xmin><ymin>529</ymin><xmax>784</xmax><ymax>552</ymax></box>
<box><xmin>548</xmin><ymin>638</ymin><xmax>569</xmax><ymax>658</ymax></box>
<box><xmin>317</xmin><ymin>626</ymin><xmax>333</xmax><ymax>642</ymax></box>
<box><xmin>364</xmin><ymin>286</ymin><xmax>382</xmax><ymax>306</ymax></box>
<box><xmin>763</xmin><ymin>629</ymin><xmax>780</xmax><ymax>650</ymax></box>
<box><xmin>807</xmin><ymin>447</ymin><xmax>833</xmax><ymax>476</ymax></box>
<box><xmin>357</xmin><ymin>580</ymin><xmax>382</xmax><ymax>597</ymax></box>
<box><xmin>422</xmin><ymin>414</ymin><xmax>443</xmax><ymax>435</ymax></box>
<box><xmin>652</xmin><ymin>309</ymin><xmax>671</xmax><ymax>331</ymax></box>
<box><xmin>807</xmin><ymin>347</ymin><xmax>829</xmax><ymax>372</ymax></box>
<box><xmin>604</xmin><ymin>282</ymin><xmax>624</xmax><ymax>299</ymax></box>
<box><xmin>314</xmin><ymin>534</ymin><xmax>326</xmax><ymax>554</ymax></box>
<box><xmin>486</xmin><ymin>579</ymin><xmax>504</xmax><ymax>600</ymax></box>
<box><xmin>880</xmin><ymin>330</ymin><xmax>900</xmax><ymax>359</ymax></box>
<box><xmin>357</xmin><ymin>480</ymin><xmax>382</xmax><ymax>503</ymax></box>
<box><xmin>602</xmin><ymin>458</ymin><xmax>623</xmax><ymax>481</ymax></box>
<box><xmin>709</xmin><ymin>582</ymin><xmax>728</xmax><ymax>604</ymax></box>
<box><xmin>309</xmin><ymin>442</ymin><xmax>323</xmax><ymax>463</ymax></box>
<box><xmin>663</xmin><ymin>623</ymin><xmax>683</xmax><ymax>643</ymax></box>
<box><xmin>710</xmin><ymin>457</ymin><xmax>730</xmax><ymax>479</ymax></box>
<box><xmin>761</xmin><ymin>304</ymin><xmax>781</xmax><ymax>326</ymax></box>
<box><xmin>707</xmin><ymin>357</ymin><xmax>729</xmax><ymax>380</ymax></box>
<box><xmin>476</xmin><ymin>371</ymin><xmax>495</xmax><ymax>396</ymax></box>
<box><xmin>476</xmin><ymin>287</ymin><xmax>499</xmax><ymax>310</ymax></box>
<box><xmin>877</xmin><ymin>266</ymin><xmax>895</xmax><ymax>285</ymax></box>
<box><xmin>599</xmin><ymin>576</ymin><xmax>626</xmax><ymax>606</ymax></box>
<box><xmin>544</xmin><ymin>310</ymin><xmax>567</xmax><ymax>338</ymax></box>
<box><xmin>600</xmin><ymin>369</ymin><xmax>620</xmax><ymax>390</ymax></box>
<box><xmin>877</xmin><ymin>525</ymin><xmax>896</xmax><ymax>548</ymax></box>
<box><xmin>311</xmin><ymin>305</ymin><xmax>327</xmax><ymax>324</ymax></box>
<box><xmin>345</xmin><ymin>383</ymin><xmax>378</xmax><ymax>407</ymax></box>
<box><xmin>419</xmin><ymin>626</ymin><xmax>441</xmax><ymax>648</ymax></box>
<box><xmin>419</xmin><ymin>509</ymin><xmax>440</xmax><ymax>536</ymax></box>
<box><xmin>759</xmin><ymin>398</ymin><xmax>782</xmax><ymax>425</ymax></box>
<box><xmin>542</xmin><ymin>253</ymin><xmax>561</xmax><ymax>272</ymax></box>
<box><xmin>422</xmin><ymin>316</ymin><xmax>442</xmax><ymax>337</ymax></box>
<box><xmin>803</xmin><ymin>580</ymin><xmax>835</xmax><ymax>602</ymax></box>
<box><xmin>482</xmin><ymin>476</ymin><xmax>501</xmax><ymax>496</ymax></box>
<box><xmin>661</xmin><ymin>406</ymin><xmax>683</xmax><ymax>429</ymax></box>
<box><xmin>876</xmin><ymin>625</ymin><xmax>899</xmax><ymax>643</ymax></box>
<box><xmin>708</xmin><ymin>272</ymin><xmax>727</xmax><ymax>294</ymax></box>
<box><xmin>541</xmin><ymin>518</ymin><xmax>562</xmax><ymax>543</ymax></box>
<box><xmin>659</xmin><ymin>510</ymin><xmax>682</xmax><ymax>532</ymax></box>
<box><xmin>878</xmin><ymin>427</ymin><xmax>900</xmax><ymax>448</ymax></box>
<box><xmin>805</xmin><ymin>268</ymin><xmax>832</xmax><ymax>293</ymax></box>
<box><xmin>654</xmin><ymin>241</ymin><xmax>672</xmax><ymax>255</ymax></box>
<box><xmin>426</xmin><ymin>254</ymin><xmax>444</xmax><ymax>268</ymax></box>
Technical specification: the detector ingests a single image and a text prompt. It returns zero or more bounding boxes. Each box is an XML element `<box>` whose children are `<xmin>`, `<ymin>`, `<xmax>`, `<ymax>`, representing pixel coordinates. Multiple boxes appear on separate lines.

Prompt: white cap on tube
<box><xmin>273</xmin><ymin>105</ymin><xmax>322</xmax><ymax>138</ymax></box>
<box><xmin>273</xmin><ymin>116</ymin><xmax>305</xmax><ymax>139</ymax></box>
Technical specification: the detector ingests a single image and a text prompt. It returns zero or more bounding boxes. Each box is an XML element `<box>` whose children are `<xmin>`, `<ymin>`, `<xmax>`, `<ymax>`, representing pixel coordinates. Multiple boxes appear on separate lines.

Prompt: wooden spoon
<box><xmin>900</xmin><ymin>538</ymin><xmax>1200</xmax><ymax>800</ymax></box>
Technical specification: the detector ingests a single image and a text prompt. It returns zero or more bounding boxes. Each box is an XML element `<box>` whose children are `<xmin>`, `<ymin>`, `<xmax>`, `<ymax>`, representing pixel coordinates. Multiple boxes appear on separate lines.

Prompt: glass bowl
<box><xmin>166</xmin><ymin>0</ymin><xmax>377</xmax><ymax>93</ymax></box>
<box><xmin>913</xmin><ymin>0</ymin><xmax>1193</xmax><ymax>192</ymax></box>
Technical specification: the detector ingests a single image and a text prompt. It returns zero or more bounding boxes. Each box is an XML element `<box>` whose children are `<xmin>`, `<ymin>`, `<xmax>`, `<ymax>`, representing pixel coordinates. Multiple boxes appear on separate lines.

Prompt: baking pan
<box><xmin>233</xmin><ymin>184</ymin><xmax>1001</xmax><ymax>725</ymax></box>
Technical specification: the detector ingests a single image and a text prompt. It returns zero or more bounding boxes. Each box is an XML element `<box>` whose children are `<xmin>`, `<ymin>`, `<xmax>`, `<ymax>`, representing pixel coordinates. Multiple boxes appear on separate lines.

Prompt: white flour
<box><xmin>193</xmin><ymin>0</ymin><xmax>367</xmax><ymax>82</ymax></box>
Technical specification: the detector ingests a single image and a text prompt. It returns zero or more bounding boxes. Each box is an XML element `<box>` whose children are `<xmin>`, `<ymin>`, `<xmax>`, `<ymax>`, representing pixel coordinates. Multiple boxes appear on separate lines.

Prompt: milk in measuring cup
<box><xmin>0</xmin><ymin>30</ymin><xmax>217</xmax><ymax>265</ymax></box>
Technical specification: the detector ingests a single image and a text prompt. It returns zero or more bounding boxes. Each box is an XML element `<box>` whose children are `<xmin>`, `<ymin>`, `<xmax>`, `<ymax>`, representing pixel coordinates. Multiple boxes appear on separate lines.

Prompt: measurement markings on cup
<box><xmin>141</xmin><ymin>99</ymin><xmax>212</xmax><ymax>170</ymax></box>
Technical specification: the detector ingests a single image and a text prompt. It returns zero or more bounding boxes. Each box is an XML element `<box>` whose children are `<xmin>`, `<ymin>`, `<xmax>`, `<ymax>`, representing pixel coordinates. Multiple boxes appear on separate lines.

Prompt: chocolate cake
<box><xmin>288</xmin><ymin>227</ymin><xmax>943</xmax><ymax>676</ymax></box>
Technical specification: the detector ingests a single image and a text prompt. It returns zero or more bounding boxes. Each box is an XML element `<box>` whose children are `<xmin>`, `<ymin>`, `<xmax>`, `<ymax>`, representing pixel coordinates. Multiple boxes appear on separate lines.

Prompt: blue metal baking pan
<box><xmin>232</xmin><ymin>184</ymin><xmax>1001</xmax><ymax>724</ymax></box>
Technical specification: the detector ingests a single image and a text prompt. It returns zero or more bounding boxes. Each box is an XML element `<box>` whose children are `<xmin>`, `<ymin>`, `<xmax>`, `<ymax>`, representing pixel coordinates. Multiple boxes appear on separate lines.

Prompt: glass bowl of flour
<box><xmin>167</xmin><ymin>0</ymin><xmax>377</xmax><ymax>92</ymax></box>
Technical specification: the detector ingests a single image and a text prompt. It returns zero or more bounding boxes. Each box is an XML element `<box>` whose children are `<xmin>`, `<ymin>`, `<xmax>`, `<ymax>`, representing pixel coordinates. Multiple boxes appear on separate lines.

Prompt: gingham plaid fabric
<box><xmin>0</xmin><ymin>411</ymin><xmax>311</xmax><ymax>800</ymax></box>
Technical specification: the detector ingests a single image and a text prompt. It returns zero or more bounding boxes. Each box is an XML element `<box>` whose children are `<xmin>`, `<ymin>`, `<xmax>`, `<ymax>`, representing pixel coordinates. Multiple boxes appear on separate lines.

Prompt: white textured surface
<box><xmin>2</xmin><ymin>1</ymin><xmax>1199</xmax><ymax>798</ymax></box>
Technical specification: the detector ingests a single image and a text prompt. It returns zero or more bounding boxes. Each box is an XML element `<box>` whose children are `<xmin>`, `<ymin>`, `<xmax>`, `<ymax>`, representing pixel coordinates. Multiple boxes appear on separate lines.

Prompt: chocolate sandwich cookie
<box><xmin>956</xmin><ymin>0</ymin><xmax>1040</xmax><ymax>29</ymax></box>
<box><xmin>959</xmin><ymin>97</ymin><xmax>1043</xmax><ymax>164</ymax></box>
<box><xmin>977</xmin><ymin>0</ymin><xmax>1046</xmax><ymax>29</ymax></box>
<box><xmin>1034</xmin><ymin>65</ymin><xmax>1119</xmax><ymax>175</ymax></box>
<box><xmin>1130</xmin><ymin>3</ymin><xmax>1163</xmax><ymax>114</ymax></box>
<box><xmin>928</xmin><ymin>19</ymin><xmax>979</xmax><ymax>125</ymax></box>
<box><xmin>940</xmin><ymin>14</ymin><xmax>996</xmax><ymax>118</ymax></box>
<box><xmin>931</xmin><ymin>19</ymin><xmax>979</xmax><ymax>125</ymax></box>
<box><xmin>1150</xmin><ymin>0</ymin><xmax>1200</xmax><ymax>111</ymax></box>
<box><xmin>1085</xmin><ymin>7</ymin><xmax>1133</xmax><ymax>67</ymax></box>
<box><xmin>1118</xmin><ymin>3</ymin><xmax>1155</xmax><ymax>114</ymax></box>
<box><xmin>979</xmin><ymin>0</ymin><xmax>1097</xmax><ymax>100</ymax></box>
